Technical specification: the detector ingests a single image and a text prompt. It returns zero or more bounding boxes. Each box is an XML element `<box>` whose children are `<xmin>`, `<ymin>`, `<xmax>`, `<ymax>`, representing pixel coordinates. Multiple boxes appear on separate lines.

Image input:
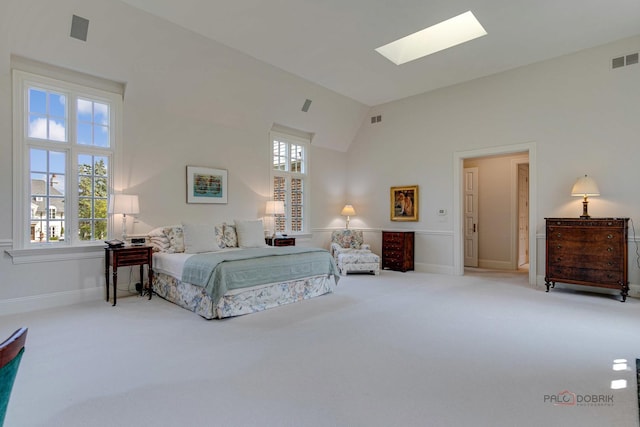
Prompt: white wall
<box><xmin>0</xmin><ymin>0</ymin><xmax>367</xmax><ymax>312</ymax></box>
<box><xmin>347</xmin><ymin>34</ymin><xmax>640</xmax><ymax>286</ymax></box>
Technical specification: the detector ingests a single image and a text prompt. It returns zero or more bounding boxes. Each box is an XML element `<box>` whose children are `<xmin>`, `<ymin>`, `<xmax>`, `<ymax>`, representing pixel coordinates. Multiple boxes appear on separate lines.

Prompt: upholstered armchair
<box><xmin>330</xmin><ymin>230</ymin><xmax>380</xmax><ymax>275</ymax></box>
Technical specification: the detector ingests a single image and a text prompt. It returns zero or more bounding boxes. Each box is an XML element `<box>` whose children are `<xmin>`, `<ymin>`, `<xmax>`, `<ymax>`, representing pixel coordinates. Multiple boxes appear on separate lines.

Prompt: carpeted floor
<box><xmin>2</xmin><ymin>269</ymin><xmax>640</xmax><ymax>427</ymax></box>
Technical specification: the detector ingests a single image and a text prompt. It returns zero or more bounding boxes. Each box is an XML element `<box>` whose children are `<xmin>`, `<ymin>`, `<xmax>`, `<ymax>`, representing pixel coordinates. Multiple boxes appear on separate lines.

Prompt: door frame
<box><xmin>453</xmin><ymin>142</ymin><xmax>537</xmax><ymax>286</ymax></box>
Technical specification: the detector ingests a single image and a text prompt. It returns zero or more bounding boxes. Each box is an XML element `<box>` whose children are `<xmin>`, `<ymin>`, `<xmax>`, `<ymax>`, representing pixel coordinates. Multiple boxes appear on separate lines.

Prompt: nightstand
<box><xmin>105</xmin><ymin>245</ymin><xmax>153</xmax><ymax>306</ymax></box>
<box><xmin>265</xmin><ymin>237</ymin><xmax>296</xmax><ymax>246</ymax></box>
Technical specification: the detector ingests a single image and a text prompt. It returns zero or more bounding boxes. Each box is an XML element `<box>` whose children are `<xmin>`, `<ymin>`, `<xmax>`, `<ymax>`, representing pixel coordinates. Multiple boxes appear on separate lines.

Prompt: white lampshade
<box><xmin>340</xmin><ymin>204</ymin><xmax>356</xmax><ymax>229</ymax></box>
<box><xmin>340</xmin><ymin>204</ymin><xmax>356</xmax><ymax>217</ymax></box>
<box><xmin>265</xmin><ymin>200</ymin><xmax>285</xmax><ymax>215</ymax></box>
<box><xmin>108</xmin><ymin>194</ymin><xmax>140</xmax><ymax>215</ymax></box>
<box><xmin>571</xmin><ymin>175</ymin><xmax>600</xmax><ymax>197</ymax></box>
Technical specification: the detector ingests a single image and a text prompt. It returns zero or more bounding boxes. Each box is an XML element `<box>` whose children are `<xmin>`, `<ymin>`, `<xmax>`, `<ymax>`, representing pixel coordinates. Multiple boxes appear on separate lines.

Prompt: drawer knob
<box><xmin>557</xmin><ymin>245</ymin><xmax>561</xmax><ymax>249</ymax></box>
<box><xmin>607</xmin><ymin>247</ymin><xmax>613</xmax><ymax>252</ymax></box>
<box><xmin>557</xmin><ymin>233</ymin><xmax>562</xmax><ymax>238</ymax></box>
<box><xmin>607</xmin><ymin>234</ymin><xmax>613</xmax><ymax>239</ymax></box>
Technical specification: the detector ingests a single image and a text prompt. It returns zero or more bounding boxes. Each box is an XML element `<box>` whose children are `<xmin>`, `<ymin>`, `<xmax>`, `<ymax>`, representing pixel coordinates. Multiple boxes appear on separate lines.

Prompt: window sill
<box><xmin>5</xmin><ymin>244</ymin><xmax>105</xmax><ymax>264</ymax></box>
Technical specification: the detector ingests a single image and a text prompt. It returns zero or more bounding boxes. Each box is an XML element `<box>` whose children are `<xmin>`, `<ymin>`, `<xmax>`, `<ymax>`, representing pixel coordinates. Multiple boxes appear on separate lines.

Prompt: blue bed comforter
<box><xmin>182</xmin><ymin>247</ymin><xmax>339</xmax><ymax>306</ymax></box>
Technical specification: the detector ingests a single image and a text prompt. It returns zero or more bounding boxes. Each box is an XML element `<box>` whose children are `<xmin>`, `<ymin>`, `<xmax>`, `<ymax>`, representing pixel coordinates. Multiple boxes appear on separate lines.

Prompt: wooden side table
<box><xmin>105</xmin><ymin>246</ymin><xmax>153</xmax><ymax>306</ymax></box>
<box><xmin>265</xmin><ymin>237</ymin><xmax>296</xmax><ymax>246</ymax></box>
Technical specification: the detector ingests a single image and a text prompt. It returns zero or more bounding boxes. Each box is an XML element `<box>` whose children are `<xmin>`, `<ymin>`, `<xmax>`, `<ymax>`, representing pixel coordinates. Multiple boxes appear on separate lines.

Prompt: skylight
<box><xmin>375</xmin><ymin>11</ymin><xmax>487</xmax><ymax>65</ymax></box>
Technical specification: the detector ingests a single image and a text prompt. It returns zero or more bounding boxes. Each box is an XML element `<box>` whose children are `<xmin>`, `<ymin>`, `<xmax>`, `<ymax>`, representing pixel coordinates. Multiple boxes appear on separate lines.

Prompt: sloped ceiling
<box><xmin>119</xmin><ymin>0</ymin><xmax>640</xmax><ymax>106</ymax></box>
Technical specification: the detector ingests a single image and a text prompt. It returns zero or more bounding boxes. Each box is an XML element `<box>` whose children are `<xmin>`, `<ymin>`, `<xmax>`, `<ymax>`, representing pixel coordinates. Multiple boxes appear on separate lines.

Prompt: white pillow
<box><xmin>182</xmin><ymin>222</ymin><xmax>221</xmax><ymax>253</ymax></box>
<box><xmin>235</xmin><ymin>219</ymin><xmax>268</xmax><ymax>248</ymax></box>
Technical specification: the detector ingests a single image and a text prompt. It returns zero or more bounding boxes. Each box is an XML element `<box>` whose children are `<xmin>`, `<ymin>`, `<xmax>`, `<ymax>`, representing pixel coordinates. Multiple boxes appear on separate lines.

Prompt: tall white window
<box><xmin>13</xmin><ymin>69</ymin><xmax>122</xmax><ymax>248</ymax></box>
<box><xmin>270</xmin><ymin>131</ymin><xmax>310</xmax><ymax>234</ymax></box>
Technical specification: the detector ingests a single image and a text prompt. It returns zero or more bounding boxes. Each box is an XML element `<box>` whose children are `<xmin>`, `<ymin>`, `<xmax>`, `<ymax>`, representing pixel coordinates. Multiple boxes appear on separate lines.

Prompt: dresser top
<box><xmin>545</xmin><ymin>217</ymin><xmax>629</xmax><ymax>220</ymax></box>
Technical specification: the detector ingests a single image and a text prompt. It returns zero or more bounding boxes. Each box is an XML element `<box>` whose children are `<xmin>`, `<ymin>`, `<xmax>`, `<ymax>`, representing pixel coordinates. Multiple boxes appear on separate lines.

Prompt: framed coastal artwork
<box><xmin>390</xmin><ymin>185</ymin><xmax>418</xmax><ymax>221</ymax></box>
<box><xmin>186</xmin><ymin>166</ymin><xmax>228</xmax><ymax>204</ymax></box>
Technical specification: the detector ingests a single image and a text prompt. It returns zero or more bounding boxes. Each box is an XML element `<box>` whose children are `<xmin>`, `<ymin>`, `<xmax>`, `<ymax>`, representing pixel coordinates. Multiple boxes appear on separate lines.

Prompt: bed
<box><xmin>148</xmin><ymin>222</ymin><xmax>339</xmax><ymax>319</ymax></box>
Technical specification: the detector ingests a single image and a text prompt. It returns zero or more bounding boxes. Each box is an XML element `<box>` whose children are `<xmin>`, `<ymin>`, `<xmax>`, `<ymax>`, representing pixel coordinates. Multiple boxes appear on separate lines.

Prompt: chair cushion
<box><xmin>0</xmin><ymin>348</ymin><xmax>24</xmax><ymax>426</ymax></box>
<box><xmin>331</xmin><ymin>230</ymin><xmax>363</xmax><ymax>249</ymax></box>
<box><xmin>337</xmin><ymin>251</ymin><xmax>380</xmax><ymax>264</ymax></box>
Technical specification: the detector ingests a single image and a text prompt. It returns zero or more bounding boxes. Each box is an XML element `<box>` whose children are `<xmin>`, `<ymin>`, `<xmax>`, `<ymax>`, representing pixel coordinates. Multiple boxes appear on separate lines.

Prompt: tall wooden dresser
<box><xmin>545</xmin><ymin>218</ymin><xmax>629</xmax><ymax>301</ymax></box>
<box><xmin>382</xmin><ymin>231</ymin><xmax>414</xmax><ymax>272</ymax></box>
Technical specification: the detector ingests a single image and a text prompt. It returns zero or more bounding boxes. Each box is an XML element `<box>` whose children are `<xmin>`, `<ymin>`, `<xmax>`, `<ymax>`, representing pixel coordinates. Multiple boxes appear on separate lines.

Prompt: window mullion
<box><xmin>68</xmin><ymin>94</ymin><xmax>78</xmax><ymax>245</ymax></box>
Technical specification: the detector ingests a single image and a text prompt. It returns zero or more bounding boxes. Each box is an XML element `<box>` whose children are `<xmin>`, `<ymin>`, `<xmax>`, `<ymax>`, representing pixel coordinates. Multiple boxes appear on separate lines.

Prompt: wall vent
<box><xmin>611</xmin><ymin>52</ymin><xmax>638</xmax><ymax>69</ymax></box>
<box><xmin>301</xmin><ymin>99</ymin><xmax>312</xmax><ymax>112</ymax></box>
<box><xmin>70</xmin><ymin>15</ymin><xmax>89</xmax><ymax>42</ymax></box>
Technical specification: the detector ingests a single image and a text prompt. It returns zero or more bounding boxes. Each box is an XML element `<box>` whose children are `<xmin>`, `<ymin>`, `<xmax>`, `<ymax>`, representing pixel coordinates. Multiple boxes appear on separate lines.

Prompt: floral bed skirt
<box><xmin>152</xmin><ymin>272</ymin><xmax>336</xmax><ymax>319</ymax></box>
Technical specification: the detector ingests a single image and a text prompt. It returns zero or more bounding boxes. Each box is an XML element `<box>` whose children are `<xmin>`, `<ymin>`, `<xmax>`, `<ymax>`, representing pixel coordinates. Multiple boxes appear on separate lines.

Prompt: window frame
<box><xmin>269</xmin><ymin>130</ymin><xmax>310</xmax><ymax>236</ymax></box>
<box><xmin>12</xmin><ymin>68</ymin><xmax>123</xmax><ymax>252</ymax></box>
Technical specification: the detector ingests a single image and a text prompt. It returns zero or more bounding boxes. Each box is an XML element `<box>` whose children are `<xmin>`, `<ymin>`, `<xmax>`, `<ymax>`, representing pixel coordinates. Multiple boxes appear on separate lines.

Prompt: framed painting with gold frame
<box><xmin>390</xmin><ymin>185</ymin><xmax>418</xmax><ymax>221</ymax></box>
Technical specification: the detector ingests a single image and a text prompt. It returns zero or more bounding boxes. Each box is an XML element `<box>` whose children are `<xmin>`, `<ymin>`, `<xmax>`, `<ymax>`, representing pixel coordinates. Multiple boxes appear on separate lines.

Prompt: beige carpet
<box><xmin>2</xmin><ymin>269</ymin><xmax>640</xmax><ymax>427</ymax></box>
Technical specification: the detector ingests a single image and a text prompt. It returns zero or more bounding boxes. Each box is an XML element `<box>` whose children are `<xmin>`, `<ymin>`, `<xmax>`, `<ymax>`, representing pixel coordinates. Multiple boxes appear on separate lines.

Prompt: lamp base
<box><xmin>580</xmin><ymin>199</ymin><xmax>590</xmax><ymax>219</ymax></box>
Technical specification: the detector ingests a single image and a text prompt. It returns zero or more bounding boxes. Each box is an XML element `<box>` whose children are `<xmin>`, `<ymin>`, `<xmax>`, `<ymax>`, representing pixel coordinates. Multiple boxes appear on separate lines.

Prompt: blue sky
<box><xmin>28</xmin><ymin>87</ymin><xmax>111</xmax><ymax>194</ymax></box>
<box><xmin>28</xmin><ymin>87</ymin><xmax>110</xmax><ymax>146</ymax></box>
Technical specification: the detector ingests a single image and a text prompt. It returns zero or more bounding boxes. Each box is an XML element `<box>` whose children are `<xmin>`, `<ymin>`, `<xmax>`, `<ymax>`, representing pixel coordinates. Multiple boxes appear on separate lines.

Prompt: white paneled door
<box><xmin>464</xmin><ymin>167</ymin><xmax>478</xmax><ymax>267</ymax></box>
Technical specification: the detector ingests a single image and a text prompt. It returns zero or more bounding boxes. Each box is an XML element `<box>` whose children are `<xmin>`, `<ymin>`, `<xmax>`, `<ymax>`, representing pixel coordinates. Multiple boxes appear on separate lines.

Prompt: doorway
<box><xmin>453</xmin><ymin>143</ymin><xmax>537</xmax><ymax>286</ymax></box>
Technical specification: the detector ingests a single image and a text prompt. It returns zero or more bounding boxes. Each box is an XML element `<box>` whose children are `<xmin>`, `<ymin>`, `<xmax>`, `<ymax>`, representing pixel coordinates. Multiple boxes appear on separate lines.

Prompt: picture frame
<box><xmin>390</xmin><ymin>185</ymin><xmax>418</xmax><ymax>221</ymax></box>
<box><xmin>186</xmin><ymin>166</ymin><xmax>228</xmax><ymax>204</ymax></box>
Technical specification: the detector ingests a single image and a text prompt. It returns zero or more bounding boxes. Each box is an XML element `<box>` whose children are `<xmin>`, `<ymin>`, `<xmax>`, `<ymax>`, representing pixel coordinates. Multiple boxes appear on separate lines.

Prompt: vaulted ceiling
<box><xmin>120</xmin><ymin>0</ymin><xmax>640</xmax><ymax>106</ymax></box>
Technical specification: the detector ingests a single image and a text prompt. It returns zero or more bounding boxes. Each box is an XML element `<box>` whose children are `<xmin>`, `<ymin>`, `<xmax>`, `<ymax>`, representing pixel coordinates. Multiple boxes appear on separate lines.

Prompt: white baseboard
<box><xmin>415</xmin><ymin>262</ymin><xmax>455</xmax><ymax>275</ymax></box>
<box><xmin>478</xmin><ymin>259</ymin><xmax>514</xmax><ymax>270</ymax></box>
<box><xmin>1</xmin><ymin>286</ymin><xmax>104</xmax><ymax>316</ymax></box>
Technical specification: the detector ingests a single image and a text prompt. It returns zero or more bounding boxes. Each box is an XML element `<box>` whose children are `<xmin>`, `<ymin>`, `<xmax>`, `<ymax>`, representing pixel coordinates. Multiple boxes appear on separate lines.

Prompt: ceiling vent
<box><xmin>611</xmin><ymin>52</ymin><xmax>638</xmax><ymax>69</ymax></box>
<box><xmin>370</xmin><ymin>115</ymin><xmax>382</xmax><ymax>124</ymax></box>
<box><xmin>301</xmin><ymin>99</ymin><xmax>312</xmax><ymax>112</ymax></box>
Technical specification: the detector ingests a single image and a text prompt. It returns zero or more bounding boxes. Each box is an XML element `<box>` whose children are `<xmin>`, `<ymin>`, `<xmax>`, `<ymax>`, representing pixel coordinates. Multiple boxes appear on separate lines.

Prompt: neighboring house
<box><xmin>30</xmin><ymin>179</ymin><xmax>65</xmax><ymax>242</ymax></box>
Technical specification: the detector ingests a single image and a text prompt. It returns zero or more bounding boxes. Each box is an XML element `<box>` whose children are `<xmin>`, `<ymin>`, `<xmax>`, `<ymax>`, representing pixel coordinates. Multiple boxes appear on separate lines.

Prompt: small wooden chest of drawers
<box><xmin>382</xmin><ymin>231</ymin><xmax>414</xmax><ymax>272</ymax></box>
<box><xmin>545</xmin><ymin>218</ymin><xmax>629</xmax><ymax>301</ymax></box>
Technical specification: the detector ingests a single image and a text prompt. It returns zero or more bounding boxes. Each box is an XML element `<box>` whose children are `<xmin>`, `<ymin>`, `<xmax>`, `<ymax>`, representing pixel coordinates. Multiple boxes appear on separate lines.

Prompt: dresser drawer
<box><xmin>548</xmin><ymin>243</ymin><xmax>622</xmax><ymax>258</ymax></box>
<box><xmin>383</xmin><ymin>259</ymin><xmax>404</xmax><ymax>270</ymax></box>
<box><xmin>548</xmin><ymin>266</ymin><xmax>622</xmax><ymax>285</ymax></box>
<box><xmin>382</xmin><ymin>233</ymin><xmax>404</xmax><ymax>243</ymax></box>
<box><xmin>547</xmin><ymin>228</ymin><xmax>623</xmax><ymax>244</ymax></box>
<box><xmin>547</xmin><ymin>253</ymin><xmax>620</xmax><ymax>270</ymax></box>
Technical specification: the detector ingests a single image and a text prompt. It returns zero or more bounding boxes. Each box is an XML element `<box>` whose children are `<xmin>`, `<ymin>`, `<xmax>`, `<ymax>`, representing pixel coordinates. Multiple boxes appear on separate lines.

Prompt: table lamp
<box><xmin>341</xmin><ymin>204</ymin><xmax>356</xmax><ymax>229</ymax></box>
<box><xmin>571</xmin><ymin>175</ymin><xmax>599</xmax><ymax>219</ymax></box>
<box><xmin>108</xmin><ymin>194</ymin><xmax>139</xmax><ymax>240</ymax></box>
